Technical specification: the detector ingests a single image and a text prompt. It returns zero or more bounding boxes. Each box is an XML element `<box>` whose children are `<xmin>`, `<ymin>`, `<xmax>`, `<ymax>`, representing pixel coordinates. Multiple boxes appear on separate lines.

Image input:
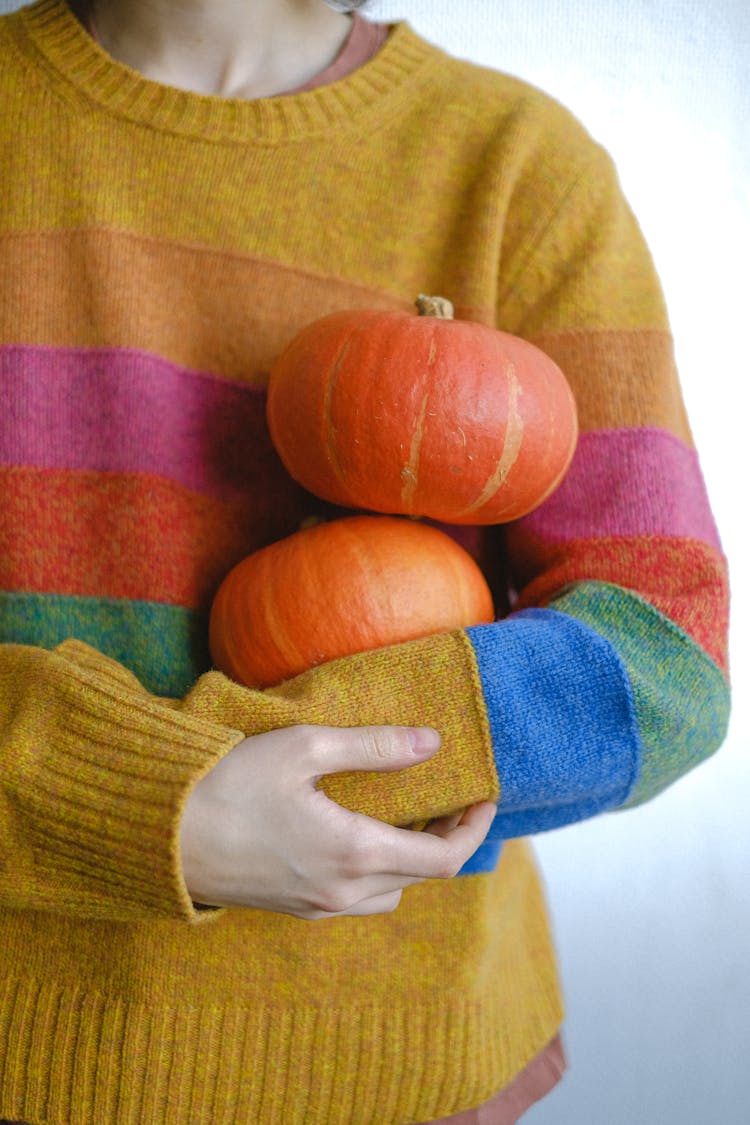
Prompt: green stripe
<box><xmin>551</xmin><ymin>581</ymin><xmax>730</xmax><ymax>805</ymax></box>
<box><xmin>0</xmin><ymin>591</ymin><xmax>209</xmax><ymax>697</ymax></box>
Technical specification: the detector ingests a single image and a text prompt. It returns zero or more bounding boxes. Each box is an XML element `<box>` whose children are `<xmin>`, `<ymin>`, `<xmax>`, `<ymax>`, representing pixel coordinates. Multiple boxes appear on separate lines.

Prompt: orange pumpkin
<box><xmin>209</xmin><ymin>514</ymin><xmax>494</xmax><ymax>688</ymax></box>
<box><xmin>267</xmin><ymin>296</ymin><xmax>578</xmax><ymax>525</ymax></box>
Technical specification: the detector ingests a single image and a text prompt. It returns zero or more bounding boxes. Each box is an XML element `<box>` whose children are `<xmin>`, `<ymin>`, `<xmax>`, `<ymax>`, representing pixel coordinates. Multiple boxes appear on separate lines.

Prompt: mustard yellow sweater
<box><xmin>0</xmin><ymin>2</ymin><xmax>729</xmax><ymax>1123</ymax></box>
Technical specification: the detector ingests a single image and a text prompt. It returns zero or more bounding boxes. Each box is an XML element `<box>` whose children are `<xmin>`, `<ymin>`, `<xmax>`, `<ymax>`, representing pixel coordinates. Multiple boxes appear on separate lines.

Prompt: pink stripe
<box><xmin>520</xmin><ymin>427</ymin><xmax>722</xmax><ymax>551</ymax></box>
<box><xmin>0</xmin><ymin>344</ymin><xmax>276</xmax><ymax>500</ymax></box>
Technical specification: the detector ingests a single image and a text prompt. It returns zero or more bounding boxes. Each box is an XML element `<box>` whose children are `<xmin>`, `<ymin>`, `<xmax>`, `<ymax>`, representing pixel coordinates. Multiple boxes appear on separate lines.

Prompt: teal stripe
<box><xmin>0</xmin><ymin>591</ymin><xmax>209</xmax><ymax>697</ymax></box>
<box><xmin>551</xmin><ymin>581</ymin><xmax>730</xmax><ymax>805</ymax></box>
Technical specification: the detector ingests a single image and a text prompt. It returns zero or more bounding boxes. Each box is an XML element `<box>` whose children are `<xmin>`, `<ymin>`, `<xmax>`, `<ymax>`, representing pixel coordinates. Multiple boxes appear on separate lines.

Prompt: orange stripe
<box><xmin>0</xmin><ymin>466</ymin><xmax>302</xmax><ymax>608</ymax></box>
<box><xmin>511</xmin><ymin>534</ymin><xmax>729</xmax><ymax>673</ymax></box>
<box><xmin>0</xmin><ymin>227</ymin><xmax>407</xmax><ymax>383</ymax></box>
<box><xmin>529</xmin><ymin>328</ymin><xmax>693</xmax><ymax>443</ymax></box>
<box><xmin>0</xmin><ymin>230</ymin><xmax>686</xmax><ymax>443</ymax></box>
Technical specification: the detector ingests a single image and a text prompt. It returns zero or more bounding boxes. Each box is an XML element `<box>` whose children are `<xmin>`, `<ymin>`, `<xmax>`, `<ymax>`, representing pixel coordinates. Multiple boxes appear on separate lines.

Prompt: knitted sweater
<box><xmin>0</xmin><ymin>2</ymin><xmax>730</xmax><ymax>1123</ymax></box>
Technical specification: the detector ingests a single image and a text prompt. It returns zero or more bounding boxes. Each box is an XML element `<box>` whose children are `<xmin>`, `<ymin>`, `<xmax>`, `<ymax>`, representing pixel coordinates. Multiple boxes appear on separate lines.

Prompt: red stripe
<box><xmin>0</xmin><ymin>466</ymin><xmax>305</xmax><ymax>608</ymax></box>
<box><xmin>511</xmin><ymin>534</ymin><xmax>729</xmax><ymax>673</ymax></box>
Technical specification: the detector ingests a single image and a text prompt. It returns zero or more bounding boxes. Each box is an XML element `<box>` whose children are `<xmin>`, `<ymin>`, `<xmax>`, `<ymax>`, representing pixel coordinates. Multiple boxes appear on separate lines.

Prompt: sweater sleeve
<box><xmin>463</xmin><ymin>121</ymin><xmax>731</xmax><ymax>837</ymax></box>
<box><xmin>0</xmin><ymin>640</ymin><xmax>245</xmax><ymax>922</ymax></box>
<box><xmin>0</xmin><ymin>628</ymin><xmax>502</xmax><ymax>922</ymax></box>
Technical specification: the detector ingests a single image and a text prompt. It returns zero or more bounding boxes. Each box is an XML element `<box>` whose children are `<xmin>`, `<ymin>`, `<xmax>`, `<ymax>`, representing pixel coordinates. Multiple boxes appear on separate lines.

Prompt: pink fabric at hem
<box><xmin>414</xmin><ymin>1033</ymin><xmax>566</xmax><ymax>1125</ymax></box>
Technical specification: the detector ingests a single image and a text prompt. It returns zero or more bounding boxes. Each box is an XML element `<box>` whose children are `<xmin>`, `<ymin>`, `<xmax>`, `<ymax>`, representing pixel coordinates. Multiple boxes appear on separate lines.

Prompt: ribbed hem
<box><xmin>0</xmin><ymin>838</ymin><xmax>563</xmax><ymax>1122</ymax></box>
<box><xmin>7</xmin><ymin>0</ymin><xmax>440</xmax><ymax>144</ymax></box>
<box><xmin>0</xmin><ymin>969</ymin><xmax>562</xmax><ymax>1125</ymax></box>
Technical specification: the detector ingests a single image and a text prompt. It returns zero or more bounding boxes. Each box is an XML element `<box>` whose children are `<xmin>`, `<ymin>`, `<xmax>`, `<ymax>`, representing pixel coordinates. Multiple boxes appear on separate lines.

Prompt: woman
<box><xmin>0</xmin><ymin>1</ymin><xmax>729</xmax><ymax>1122</ymax></box>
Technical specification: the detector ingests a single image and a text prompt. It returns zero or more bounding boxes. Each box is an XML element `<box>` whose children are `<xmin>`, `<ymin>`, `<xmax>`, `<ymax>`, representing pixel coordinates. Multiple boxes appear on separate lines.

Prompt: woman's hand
<box><xmin>179</xmin><ymin>724</ymin><xmax>495</xmax><ymax>919</ymax></box>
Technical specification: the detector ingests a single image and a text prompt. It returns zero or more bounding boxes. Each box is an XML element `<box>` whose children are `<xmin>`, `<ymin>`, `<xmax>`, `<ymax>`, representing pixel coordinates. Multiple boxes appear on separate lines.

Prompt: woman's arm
<box><xmin>0</xmin><ymin>639</ymin><xmax>495</xmax><ymax>923</ymax></box>
<box><xmin>471</xmin><ymin>120</ymin><xmax>730</xmax><ymax>837</ymax></box>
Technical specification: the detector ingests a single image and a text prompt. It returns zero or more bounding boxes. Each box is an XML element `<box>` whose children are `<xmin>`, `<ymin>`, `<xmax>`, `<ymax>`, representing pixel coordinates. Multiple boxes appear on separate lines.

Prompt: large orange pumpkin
<box><xmin>267</xmin><ymin>296</ymin><xmax>578</xmax><ymax>525</ymax></box>
<box><xmin>209</xmin><ymin>514</ymin><xmax>494</xmax><ymax>688</ymax></box>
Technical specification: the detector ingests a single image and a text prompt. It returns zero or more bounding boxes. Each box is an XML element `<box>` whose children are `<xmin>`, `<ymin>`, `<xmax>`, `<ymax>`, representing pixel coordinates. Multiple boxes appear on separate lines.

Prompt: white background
<box><xmin>2</xmin><ymin>1</ymin><xmax>749</xmax><ymax>1121</ymax></box>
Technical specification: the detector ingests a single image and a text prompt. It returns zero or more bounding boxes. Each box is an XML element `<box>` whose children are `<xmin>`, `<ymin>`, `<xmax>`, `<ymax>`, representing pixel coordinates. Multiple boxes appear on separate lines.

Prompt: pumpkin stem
<box><xmin>415</xmin><ymin>294</ymin><xmax>454</xmax><ymax>319</ymax></box>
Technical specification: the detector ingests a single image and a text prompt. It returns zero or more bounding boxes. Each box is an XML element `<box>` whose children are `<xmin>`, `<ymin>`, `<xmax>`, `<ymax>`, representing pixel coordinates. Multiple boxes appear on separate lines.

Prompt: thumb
<box><xmin>304</xmin><ymin>724</ymin><xmax>441</xmax><ymax>777</ymax></box>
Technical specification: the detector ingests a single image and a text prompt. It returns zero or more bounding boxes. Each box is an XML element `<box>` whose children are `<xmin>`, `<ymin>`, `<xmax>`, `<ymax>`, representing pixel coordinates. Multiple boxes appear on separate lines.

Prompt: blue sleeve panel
<box><xmin>466</xmin><ymin>608</ymin><xmax>642</xmax><ymax>840</ymax></box>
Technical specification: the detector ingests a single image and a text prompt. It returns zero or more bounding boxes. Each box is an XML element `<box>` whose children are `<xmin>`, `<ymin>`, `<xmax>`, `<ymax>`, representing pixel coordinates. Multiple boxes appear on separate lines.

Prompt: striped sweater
<box><xmin>0</xmin><ymin>2</ymin><xmax>730</xmax><ymax>1123</ymax></box>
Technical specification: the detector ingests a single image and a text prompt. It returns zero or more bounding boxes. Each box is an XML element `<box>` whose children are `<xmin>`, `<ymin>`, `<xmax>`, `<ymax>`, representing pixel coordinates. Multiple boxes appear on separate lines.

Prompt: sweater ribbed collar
<box><xmin>8</xmin><ymin>0</ymin><xmax>438</xmax><ymax>144</ymax></box>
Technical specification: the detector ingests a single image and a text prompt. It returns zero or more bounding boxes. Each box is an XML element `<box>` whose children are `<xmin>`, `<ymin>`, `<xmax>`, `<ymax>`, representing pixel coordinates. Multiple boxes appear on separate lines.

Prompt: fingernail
<box><xmin>408</xmin><ymin>727</ymin><xmax>441</xmax><ymax>757</ymax></box>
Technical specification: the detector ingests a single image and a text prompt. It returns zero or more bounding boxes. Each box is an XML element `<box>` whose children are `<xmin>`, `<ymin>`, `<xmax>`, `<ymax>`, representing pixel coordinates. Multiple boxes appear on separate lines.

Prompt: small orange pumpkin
<box><xmin>209</xmin><ymin>514</ymin><xmax>494</xmax><ymax>688</ymax></box>
<box><xmin>267</xmin><ymin>296</ymin><xmax>578</xmax><ymax>525</ymax></box>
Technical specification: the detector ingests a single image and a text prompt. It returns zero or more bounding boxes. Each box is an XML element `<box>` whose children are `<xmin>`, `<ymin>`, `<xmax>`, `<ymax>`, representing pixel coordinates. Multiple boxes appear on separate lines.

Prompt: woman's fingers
<box><xmin>180</xmin><ymin>723</ymin><xmax>494</xmax><ymax>919</ymax></box>
<box><xmin>338</xmin><ymin>802</ymin><xmax>497</xmax><ymax>890</ymax></box>
<box><xmin>287</xmin><ymin>722</ymin><xmax>441</xmax><ymax>778</ymax></box>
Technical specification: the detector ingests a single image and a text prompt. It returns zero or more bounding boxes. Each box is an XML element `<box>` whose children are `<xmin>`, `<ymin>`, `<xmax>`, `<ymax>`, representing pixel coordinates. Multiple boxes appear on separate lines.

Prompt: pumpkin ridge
<box><xmin>243</xmin><ymin>545</ymin><xmax>307</xmax><ymax>684</ymax></box>
<box><xmin>458</xmin><ymin>361</ymin><xmax>524</xmax><ymax>517</ymax></box>
<box><xmin>322</xmin><ymin>336</ymin><xmax>354</xmax><ymax>490</ymax></box>
<box><xmin>345</xmin><ymin>519</ymin><xmax>398</xmax><ymax>638</ymax></box>
<box><xmin>400</xmin><ymin>390</ymin><xmax>429</xmax><ymax>510</ymax></box>
<box><xmin>271</xmin><ymin>530</ymin><xmax>327</xmax><ymax>676</ymax></box>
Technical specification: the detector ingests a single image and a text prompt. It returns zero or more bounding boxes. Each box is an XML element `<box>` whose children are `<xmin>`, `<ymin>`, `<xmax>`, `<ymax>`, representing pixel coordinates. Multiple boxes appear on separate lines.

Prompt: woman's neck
<box><xmin>71</xmin><ymin>0</ymin><xmax>353</xmax><ymax>98</ymax></box>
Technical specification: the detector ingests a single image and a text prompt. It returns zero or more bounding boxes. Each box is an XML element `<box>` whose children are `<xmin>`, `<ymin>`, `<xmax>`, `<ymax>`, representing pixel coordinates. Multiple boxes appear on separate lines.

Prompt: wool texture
<box><xmin>0</xmin><ymin>2</ymin><xmax>730</xmax><ymax>1122</ymax></box>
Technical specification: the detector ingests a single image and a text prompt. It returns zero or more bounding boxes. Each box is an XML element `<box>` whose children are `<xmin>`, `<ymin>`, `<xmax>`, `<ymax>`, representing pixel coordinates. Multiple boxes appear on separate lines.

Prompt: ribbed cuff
<box><xmin>4</xmin><ymin>642</ymin><xmax>242</xmax><ymax>921</ymax></box>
